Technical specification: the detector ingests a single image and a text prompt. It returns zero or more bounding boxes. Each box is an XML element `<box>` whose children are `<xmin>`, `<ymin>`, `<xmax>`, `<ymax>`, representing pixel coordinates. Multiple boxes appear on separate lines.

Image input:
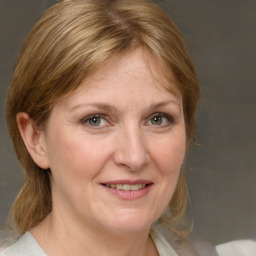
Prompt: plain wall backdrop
<box><xmin>0</xmin><ymin>0</ymin><xmax>256</xmax><ymax>245</ymax></box>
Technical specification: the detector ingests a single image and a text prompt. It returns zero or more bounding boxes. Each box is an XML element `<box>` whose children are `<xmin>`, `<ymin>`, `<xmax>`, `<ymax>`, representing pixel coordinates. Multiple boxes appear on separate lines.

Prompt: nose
<box><xmin>113</xmin><ymin>125</ymin><xmax>149</xmax><ymax>171</ymax></box>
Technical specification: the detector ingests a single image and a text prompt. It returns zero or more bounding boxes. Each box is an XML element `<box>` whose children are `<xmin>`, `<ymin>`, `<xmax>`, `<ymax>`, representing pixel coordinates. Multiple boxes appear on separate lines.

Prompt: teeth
<box><xmin>105</xmin><ymin>184</ymin><xmax>146</xmax><ymax>191</ymax></box>
<box><xmin>123</xmin><ymin>184</ymin><xmax>130</xmax><ymax>190</ymax></box>
<box><xmin>116</xmin><ymin>184</ymin><xmax>123</xmax><ymax>190</ymax></box>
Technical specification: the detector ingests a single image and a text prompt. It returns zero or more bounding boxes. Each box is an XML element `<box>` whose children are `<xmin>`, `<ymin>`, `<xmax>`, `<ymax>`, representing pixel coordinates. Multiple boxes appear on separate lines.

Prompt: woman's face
<box><xmin>41</xmin><ymin>48</ymin><xmax>186</xmax><ymax>233</ymax></box>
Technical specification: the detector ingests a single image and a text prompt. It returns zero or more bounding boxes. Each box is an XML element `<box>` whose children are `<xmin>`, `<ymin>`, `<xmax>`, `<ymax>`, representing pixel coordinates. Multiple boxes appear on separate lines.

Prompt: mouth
<box><xmin>103</xmin><ymin>184</ymin><xmax>147</xmax><ymax>191</ymax></box>
<box><xmin>101</xmin><ymin>181</ymin><xmax>153</xmax><ymax>200</ymax></box>
<box><xmin>101</xmin><ymin>180</ymin><xmax>153</xmax><ymax>201</ymax></box>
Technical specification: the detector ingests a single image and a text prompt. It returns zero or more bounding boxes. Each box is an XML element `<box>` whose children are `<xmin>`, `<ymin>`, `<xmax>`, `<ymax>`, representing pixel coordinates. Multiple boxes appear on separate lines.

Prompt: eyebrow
<box><xmin>149</xmin><ymin>100</ymin><xmax>181</xmax><ymax>109</ymax></box>
<box><xmin>69</xmin><ymin>100</ymin><xmax>181</xmax><ymax>113</ymax></box>
<box><xmin>69</xmin><ymin>103</ymin><xmax>117</xmax><ymax>113</ymax></box>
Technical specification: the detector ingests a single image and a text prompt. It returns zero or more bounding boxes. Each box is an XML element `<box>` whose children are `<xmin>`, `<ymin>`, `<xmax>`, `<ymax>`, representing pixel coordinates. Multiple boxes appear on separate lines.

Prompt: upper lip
<box><xmin>101</xmin><ymin>180</ymin><xmax>153</xmax><ymax>185</ymax></box>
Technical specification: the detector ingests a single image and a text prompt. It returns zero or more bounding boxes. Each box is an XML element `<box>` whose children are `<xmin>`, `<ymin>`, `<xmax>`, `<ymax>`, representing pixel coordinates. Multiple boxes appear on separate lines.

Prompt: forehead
<box><xmin>57</xmin><ymin>48</ymin><xmax>182</xmax><ymax>110</ymax></box>
<box><xmin>83</xmin><ymin>48</ymin><xmax>180</xmax><ymax>94</ymax></box>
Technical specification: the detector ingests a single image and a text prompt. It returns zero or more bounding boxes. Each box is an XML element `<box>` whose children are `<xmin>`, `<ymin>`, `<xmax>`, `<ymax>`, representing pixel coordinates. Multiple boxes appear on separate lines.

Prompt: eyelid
<box><xmin>146</xmin><ymin>112</ymin><xmax>175</xmax><ymax>126</ymax></box>
<box><xmin>81</xmin><ymin>113</ymin><xmax>105</xmax><ymax>122</ymax></box>
<box><xmin>149</xmin><ymin>112</ymin><xmax>174</xmax><ymax>121</ymax></box>
<box><xmin>80</xmin><ymin>114</ymin><xmax>110</xmax><ymax>128</ymax></box>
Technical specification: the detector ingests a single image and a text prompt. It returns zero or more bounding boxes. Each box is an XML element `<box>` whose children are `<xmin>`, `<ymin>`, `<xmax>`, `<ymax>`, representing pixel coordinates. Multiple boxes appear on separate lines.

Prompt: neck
<box><xmin>30</xmin><ymin>212</ymin><xmax>158</xmax><ymax>256</ymax></box>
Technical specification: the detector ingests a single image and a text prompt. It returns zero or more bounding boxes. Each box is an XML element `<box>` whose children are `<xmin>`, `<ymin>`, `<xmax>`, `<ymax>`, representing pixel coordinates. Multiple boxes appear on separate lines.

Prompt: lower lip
<box><xmin>101</xmin><ymin>184</ymin><xmax>153</xmax><ymax>200</ymax></box>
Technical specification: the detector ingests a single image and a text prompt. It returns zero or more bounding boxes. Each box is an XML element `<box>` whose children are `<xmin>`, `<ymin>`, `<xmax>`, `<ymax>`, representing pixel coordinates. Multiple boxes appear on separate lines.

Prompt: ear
<box><xmin>16</xmin><ymin>112</ymin><xmax>50</xmax><ymax>169</ymax></box>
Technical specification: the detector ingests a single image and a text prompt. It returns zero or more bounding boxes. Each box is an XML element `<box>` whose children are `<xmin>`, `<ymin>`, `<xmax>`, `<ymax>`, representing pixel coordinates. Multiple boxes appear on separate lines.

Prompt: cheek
<box><xmin>151</xmin><ymin>132</ymin><xmax>186</xmax><ymax>176</ymax></box>
<box><xmin>45</xmin><ymin>131</ymin><xmax>111</xmax><ymax>204</ymax></box>
<box><xmin>147</xmin><ymin>132</ymin><xmax>186</xmax><ymax>220</ymax></box>
<box><xmin>46</xmin><ymin>129</ymin><xmax>111</xmax><ymax>180</ymax></box>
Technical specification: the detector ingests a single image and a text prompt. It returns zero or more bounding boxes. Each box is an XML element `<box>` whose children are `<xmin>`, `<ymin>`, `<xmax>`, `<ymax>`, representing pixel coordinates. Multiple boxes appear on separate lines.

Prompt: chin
<box><xmin>101</xmin><ymin>209</ymin><xmax>157</xmax><ymax>233</ymax></box>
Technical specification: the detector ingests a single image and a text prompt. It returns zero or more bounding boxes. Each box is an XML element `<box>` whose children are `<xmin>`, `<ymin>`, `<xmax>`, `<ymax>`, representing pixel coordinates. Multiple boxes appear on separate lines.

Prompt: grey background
<box><xmin>0</xmin><ymin>0</ymin><xmax>255</xmax><ymax>245</ymax></box>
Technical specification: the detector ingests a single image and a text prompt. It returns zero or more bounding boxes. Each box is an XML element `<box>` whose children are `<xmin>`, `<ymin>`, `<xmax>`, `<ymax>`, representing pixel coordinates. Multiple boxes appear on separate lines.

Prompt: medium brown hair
<box><xmin>6</xmin><ymin>0</ymin><xmax>200</xmax><ymax>237</ymax></box>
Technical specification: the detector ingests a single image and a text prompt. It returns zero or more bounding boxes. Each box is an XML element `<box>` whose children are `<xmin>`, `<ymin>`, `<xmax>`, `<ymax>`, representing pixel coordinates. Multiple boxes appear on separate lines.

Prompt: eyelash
<box><xmin>146</xmin><ymin>113</ymin><xmax>174</xmax><ymax>127</ymax></box>
<box><xmin>81</xmin><ymin>114</ymin><xmax>109</xmax><ymax>128</ymax></box>
<box><xmin>80</xmin><ymin>112</ymin><xmax>174</xmax><ymax>129</ymax></box>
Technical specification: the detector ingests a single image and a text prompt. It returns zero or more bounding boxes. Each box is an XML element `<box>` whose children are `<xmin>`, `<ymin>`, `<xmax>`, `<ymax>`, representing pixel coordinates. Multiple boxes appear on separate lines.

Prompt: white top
<box><xmin>150</xmin><ymin>227</ymin><xmax>179</xmax><ymax>256</ymax></box>
<box><xmin>0</xmin><ymin>232</ymin><xmax>47</xmax><ymax>256</ymax></box>
<box><xmin>1</xmin><ymin>225</ymin><xmax>255</xmax><ymax>256</ymax></box>
<box><xmin>216</xmin><ymin>240</ymin><xmax>256</xmax><ymax>256</ymax></box>
<box><xmin>0</xmin><ymin>228</ymin><xmax>178</xmax><ymax>256</ymax></box>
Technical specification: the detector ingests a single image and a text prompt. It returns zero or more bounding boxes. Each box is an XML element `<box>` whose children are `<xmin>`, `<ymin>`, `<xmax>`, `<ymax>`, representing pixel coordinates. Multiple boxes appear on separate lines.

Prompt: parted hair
<box><xmin>6</xmin><ymin>0</ymin><xmax>200</xmax><ymax>237</ymax></box>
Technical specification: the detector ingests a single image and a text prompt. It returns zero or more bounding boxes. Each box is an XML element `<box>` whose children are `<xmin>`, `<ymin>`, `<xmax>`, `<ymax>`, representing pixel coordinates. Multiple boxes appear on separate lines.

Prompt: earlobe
<box><xmin>16</xmin><ymin>112</ymin><xmax>50</xmax><ymax>169</ymax></box>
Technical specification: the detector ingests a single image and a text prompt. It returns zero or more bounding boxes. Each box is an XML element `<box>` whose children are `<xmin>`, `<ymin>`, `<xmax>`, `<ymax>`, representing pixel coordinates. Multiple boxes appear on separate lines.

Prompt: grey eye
<box><xmin>88</xmin><ymin>117</ymin><xmax>102</xmax><ymax>126</ymax></box>
<box><xmin>151</xmin><ymin>116</ymin><xmax>163</xmax><ymax>125</ymax></box>
<box><xmin>147</xmin><ymin>113</ymin><xmax>174</xmax><ymax>127</ymax></box>
<box><xmin>81</xmin><ymin>114</ymin><xmax>108</xmax><ymax>128</ymax></box>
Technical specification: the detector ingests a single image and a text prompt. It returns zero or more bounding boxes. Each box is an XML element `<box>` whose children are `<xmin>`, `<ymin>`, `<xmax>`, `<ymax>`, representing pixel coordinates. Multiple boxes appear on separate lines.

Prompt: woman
<box><xmin>1</xmin><ymin>0</ymin><xmax>214</xmax><ymax>255</ymax></box>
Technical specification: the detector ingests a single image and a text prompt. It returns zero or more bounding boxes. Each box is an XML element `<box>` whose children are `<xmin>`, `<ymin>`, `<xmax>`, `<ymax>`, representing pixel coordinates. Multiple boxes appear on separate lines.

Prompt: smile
<box><xmin>105</xmin><ymin>184</ymin><xmax>146</xmax><ymax>191</ymax></box>
<box><xmin>101</xmin><ymin>181</ymin><xmax>153</xmax><ymax>200</ymax></box>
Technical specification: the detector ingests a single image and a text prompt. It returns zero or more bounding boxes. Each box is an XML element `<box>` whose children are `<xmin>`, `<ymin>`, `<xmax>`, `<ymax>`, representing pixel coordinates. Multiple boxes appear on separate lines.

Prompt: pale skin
<box><xmin>17</xmin><ymin>48</ymin><xmax>186</xmax><ymax>256</ymax></box>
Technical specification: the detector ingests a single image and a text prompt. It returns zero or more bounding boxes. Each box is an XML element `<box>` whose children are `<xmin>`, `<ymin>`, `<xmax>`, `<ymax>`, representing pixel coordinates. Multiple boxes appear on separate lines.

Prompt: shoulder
<box><xmin>216</xmin><ymin>239</ymin><xmax>256</xmax><ymax>256</ymax></box>
<box><xmin>0</xmin><ymin>232</ymin><xmax>47</xmax><ymax>256</ymax></box>
<box><xmin>151</xmin><ymin>222</ymin><xmax>219</xmax><ymax>256</ymax></box>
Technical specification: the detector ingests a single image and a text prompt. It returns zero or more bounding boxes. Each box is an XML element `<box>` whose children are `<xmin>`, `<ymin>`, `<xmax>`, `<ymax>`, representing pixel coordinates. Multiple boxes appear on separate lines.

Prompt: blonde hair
<box><xmin>6</xmin><ymin>0</ymin><xmax>200</xmax><ymax>237</ymax></box>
